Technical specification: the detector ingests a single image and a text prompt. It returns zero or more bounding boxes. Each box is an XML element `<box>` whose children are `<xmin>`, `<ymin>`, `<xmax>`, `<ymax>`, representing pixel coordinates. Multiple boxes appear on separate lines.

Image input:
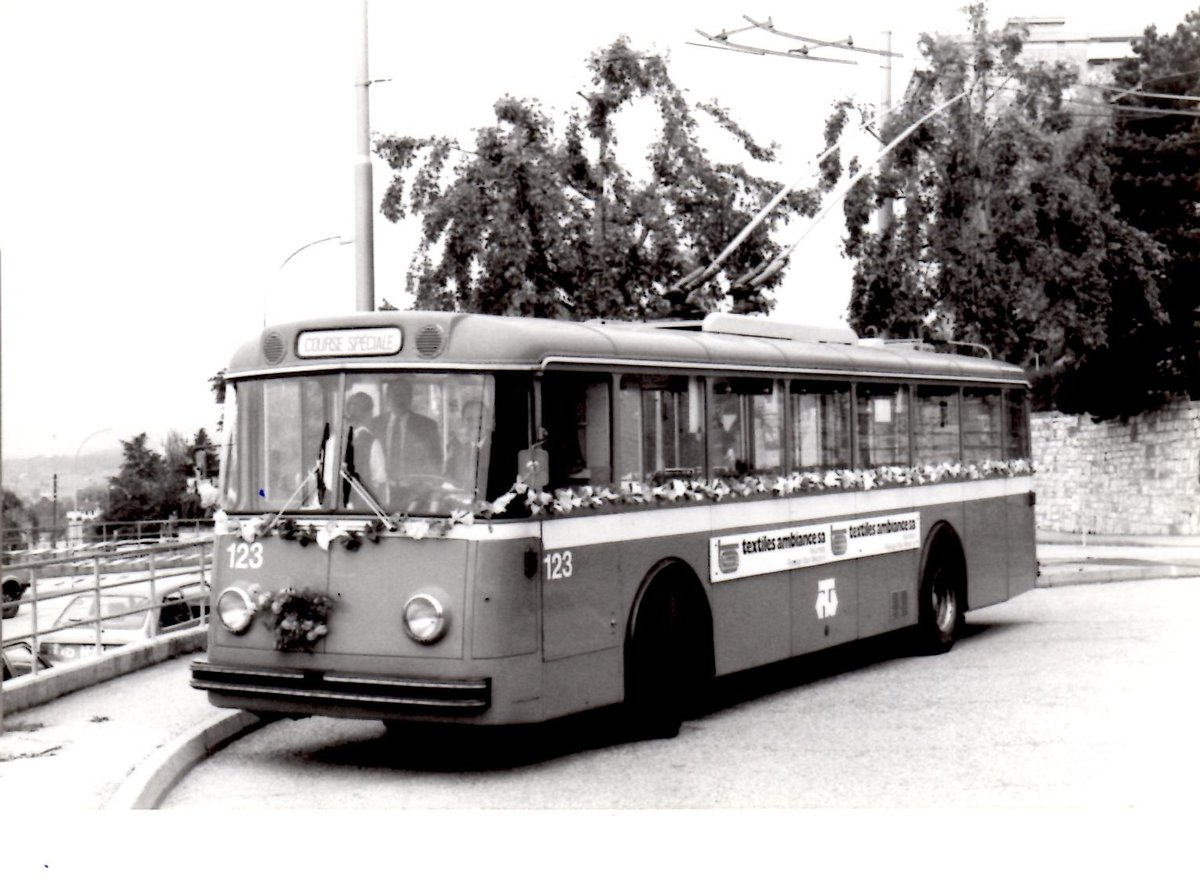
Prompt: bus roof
<box><xmin>227</xmin><ymin>311</ymin><xmax>1027</xmax><ymax>386</ymax></box>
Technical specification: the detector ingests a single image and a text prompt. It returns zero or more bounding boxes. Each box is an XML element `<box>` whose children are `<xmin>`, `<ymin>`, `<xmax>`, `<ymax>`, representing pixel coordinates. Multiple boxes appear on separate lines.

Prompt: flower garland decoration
<box><xmin>213</xmin><ymin>459</ymin><xmax>1033</xmax><ymax>542</ymax></box>
<box><xmin>252</xmin><ymin>586</ymin><xmax>334</xmax><ymax>653</ymax></box>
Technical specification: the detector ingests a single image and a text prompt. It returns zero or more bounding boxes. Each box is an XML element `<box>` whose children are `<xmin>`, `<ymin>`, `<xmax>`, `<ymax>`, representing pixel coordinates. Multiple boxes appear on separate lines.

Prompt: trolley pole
<box><xmin>354</xmin><ymin>0</ymin><xmax>376</xmax><ymax>312</ymax></box>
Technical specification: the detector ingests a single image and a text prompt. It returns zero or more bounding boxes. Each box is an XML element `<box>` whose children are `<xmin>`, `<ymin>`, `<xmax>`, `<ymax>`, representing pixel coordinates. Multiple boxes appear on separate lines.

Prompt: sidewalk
<box><xmin>3</xmin><ymin>534</ymin><xmax>1198</xmax><ymax>810</ymax></box>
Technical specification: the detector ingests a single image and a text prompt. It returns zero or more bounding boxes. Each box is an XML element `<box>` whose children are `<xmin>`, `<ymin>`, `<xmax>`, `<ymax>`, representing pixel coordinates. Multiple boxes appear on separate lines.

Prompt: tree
<box><xmin>1</xmin><ymin>488</ymin><xmax>36</xmax><ymax>553</ymax></box>
<box><xmin>837</xmin><ymin>4</ymin><xmax>1169</xmax><ymax>417</ymax></box>
<box><xmin>1100</xmin><ymin>12</ymin><xmax>1200</xmax><ymax>409</ymax></box>
<box><xmin>377</xmin><ymin>37</ymin><xmax>823</xmax><ymax>319</ymax></box>
<box><xmin>104</xmin><ymin>433</ymin><xmax>170</xmax><ymax>526</ymax></box>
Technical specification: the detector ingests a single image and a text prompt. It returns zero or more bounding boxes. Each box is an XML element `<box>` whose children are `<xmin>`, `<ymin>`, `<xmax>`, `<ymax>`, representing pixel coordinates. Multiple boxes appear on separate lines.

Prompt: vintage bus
<box><xmin>191</xmin><ymin>311</ymin><xmax>1035</xmax><ymax>737</ymax></box>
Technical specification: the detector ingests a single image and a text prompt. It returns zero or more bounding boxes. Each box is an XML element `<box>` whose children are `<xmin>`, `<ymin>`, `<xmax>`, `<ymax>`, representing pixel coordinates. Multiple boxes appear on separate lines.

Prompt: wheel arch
<box><xmin>919</xmin><ymin>520</ymin><xmax>968</xmax><ymax>610</ymax></box>
<box><xmin>624</xmin><ymin>557</ymin><xmax>715</xmax><ymax>681</ymax></box>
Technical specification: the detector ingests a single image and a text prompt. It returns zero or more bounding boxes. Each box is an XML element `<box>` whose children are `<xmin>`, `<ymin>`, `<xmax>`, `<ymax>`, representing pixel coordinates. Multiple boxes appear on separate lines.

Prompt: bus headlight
<box><xmin>403</xmin><ymin>593</ymin><xmax>447</xmax><ymax>644</ymax></box>
<box><xmin>216</xmin><ymin>586</ymin><xmax>256</xmax><ymax>634</ymax></box>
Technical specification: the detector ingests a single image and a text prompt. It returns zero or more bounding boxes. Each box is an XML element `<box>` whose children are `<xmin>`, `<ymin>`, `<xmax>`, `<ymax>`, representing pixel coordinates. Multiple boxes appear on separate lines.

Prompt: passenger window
<box><xmin>915</xmin><ymin>386</ymin><xmax>961</xmax><ymax>464</ymax></box>
<box><xmin>791</xmin><ymin>381</ymin><xmax>852</xmax><ymax>471</ymax></box>
<box><xmin>856</xmin><ymin>384</ymin><xmax>910</xmax><ymax>468</ymax></box>
<box><xmin>962</xmin><ymin>388</ymin><xmax>1003</xmax><ymax>462</ymax></box>
<box><xmin>618</xmin><ymin>375</ymin><xmax>703</xmax><ymax>483</ymax></box>
<box><xmin>541</xmin><ymin>373</ymin><xmax>611</xmax><ymax>490</ymax></box>
<box><xmin>711</xmin><ymin>379</ymin><xmax>782</xmax><ymax>476</ymax></box>
<box><xmin>1005</xmin><ymin>388</ymin><xmax>1031</xmax><ymax>459</ymax></box>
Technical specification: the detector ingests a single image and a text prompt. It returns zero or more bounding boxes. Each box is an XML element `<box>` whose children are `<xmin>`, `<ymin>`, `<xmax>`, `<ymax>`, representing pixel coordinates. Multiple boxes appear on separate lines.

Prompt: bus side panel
<box><xmin>541</xmin><ymin>647</ymin><xmax>623</xmax><ymax>720</ymax></box>
<box><xmin>471</xmin><ymin>536</ymin><xmax>541</xmax><ymax>659</ymax></box>
<box><xmin>710</xmin><ymin>569</ymin><xmax>794</xmax><ymax>676</ymax></box>
<box><xmin>963</xmin><ymin>494</ymin><xmax>1010</xmax><ymax>610</ymax></box>
<box><xmin>1006</xmin><ymin>480</ymin><xmax>1037</xmax><ymax>598</ymax></box>
<box><xmin>541</xmin><ymin>516</ymin><xmax>623</xmax><ymax>662</ymax></box>
<box><xmin>855</xmin><ymin>548</ymin><xmax>918</xmax><ymax>639</ymax></box>
<box><xmin>790</xmin><ymin>561</ymin><xmax>859</xmax><ymax>654</ymax></box>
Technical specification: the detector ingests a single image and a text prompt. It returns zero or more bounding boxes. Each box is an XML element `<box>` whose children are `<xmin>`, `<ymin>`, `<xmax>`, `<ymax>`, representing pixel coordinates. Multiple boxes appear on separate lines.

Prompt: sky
<box><xmin>2</xmin><ymin>0</ymin><xmax>1195</xmax><ymax>464</ymax></box>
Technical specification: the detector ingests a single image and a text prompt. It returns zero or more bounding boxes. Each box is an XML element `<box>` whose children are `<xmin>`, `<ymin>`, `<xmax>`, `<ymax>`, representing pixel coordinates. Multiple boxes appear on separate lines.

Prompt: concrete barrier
<box><xmin>1</xmin><ymin>625</ymin><xmax>207</xmax><ymax>715</ymax></box>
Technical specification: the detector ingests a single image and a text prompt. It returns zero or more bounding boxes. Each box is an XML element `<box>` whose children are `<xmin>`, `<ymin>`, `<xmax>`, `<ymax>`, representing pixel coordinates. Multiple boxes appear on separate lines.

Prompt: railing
<box><xmin>2</xmin><ymin>519</ymin><xmax>213</xmax><ymax>564</ymax></box>
<box><xmin>1</xmin><ymin>537</ymin><xmax>213</xmax><ymax>681</ymax></box>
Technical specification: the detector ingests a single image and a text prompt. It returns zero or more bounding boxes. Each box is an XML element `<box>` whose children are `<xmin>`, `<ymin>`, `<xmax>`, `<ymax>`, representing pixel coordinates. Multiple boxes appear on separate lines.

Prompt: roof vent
<box><xmin>699</xmin><ymin>313</ymin><xmax>859</xmax><ymax>345</ymax></box>
<box><xmin>415</xmin><ymin>324</ymin><xmax>445</xmax><ymax>358</ymax></box>
<box><xmin>262</xmin><ymin>330</ymin><xmax>287</xmax><ymax>364</ymax></box>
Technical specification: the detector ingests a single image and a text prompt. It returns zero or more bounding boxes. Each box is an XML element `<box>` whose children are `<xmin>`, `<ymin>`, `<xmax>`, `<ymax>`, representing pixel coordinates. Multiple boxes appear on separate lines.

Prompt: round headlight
<box><xmin>403</xmin><ymin>593</ymin><xmax>447</xmax><ymax>644</ymax></box>
<box><xmin>216</xmin><ymin>586</ymin><xmax>255</xmax><ymax>634</ymax></box>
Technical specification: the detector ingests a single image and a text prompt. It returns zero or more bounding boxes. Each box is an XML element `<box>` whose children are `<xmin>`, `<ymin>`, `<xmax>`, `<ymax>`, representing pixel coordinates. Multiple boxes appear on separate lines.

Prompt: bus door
<box><xmin>537</xmin><ymin>373</ymin><xmax>622</xmax><ymax>662</ymax></box>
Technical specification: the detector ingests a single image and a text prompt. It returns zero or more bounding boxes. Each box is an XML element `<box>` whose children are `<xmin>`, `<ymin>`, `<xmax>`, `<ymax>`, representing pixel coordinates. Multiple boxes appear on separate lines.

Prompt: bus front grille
<box><xmin>190</xmin><ymin>660</ymin><xmax>491</xmax><ymax>712</ymax></box>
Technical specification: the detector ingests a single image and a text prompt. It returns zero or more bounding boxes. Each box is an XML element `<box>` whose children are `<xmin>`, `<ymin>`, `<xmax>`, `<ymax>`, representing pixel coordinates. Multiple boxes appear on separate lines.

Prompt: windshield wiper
<box><xmin>339</xmin><ymin>424</ymin><xmax>396</xmax><ymax>530</ymax></box>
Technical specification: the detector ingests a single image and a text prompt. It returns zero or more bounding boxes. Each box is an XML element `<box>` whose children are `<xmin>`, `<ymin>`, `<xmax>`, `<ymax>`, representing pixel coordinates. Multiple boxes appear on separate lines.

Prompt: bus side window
<box><xmin>711</xmin><ymin>378</ymin><xmax>782</xmax><ymax>476</ymax></box>
<box><xmin>791</xmin><ymin>381</ymin><xmax>852</xmax><ymax>471</ymax></box>
<box><xmin>857</xmin><ymin>384</ymin><xmax>910</xmax><ymax>468</ymax></box>
<box><xmin>1004</xmin><ymin>388</ymin><xmax>1031</xmax><ymax>460</ymax></box>
<box><xmin>541</xmin><ymin>373</ymin><xmax>611</xmax><ymax>490</ymax></box>
<box><xmin>914</xmin><ymin>386</ymin><xmax>961</xmax><ymax>465</ymax></box>
<box><xmin>617</xmin><ymin>375</ymin><xmax>702</xmax><ymax>483</ymax></box>
<box><xmin>962</xmin><ymin>388</ymin><xmax>1003</xmax><ymax>462</ymax></box>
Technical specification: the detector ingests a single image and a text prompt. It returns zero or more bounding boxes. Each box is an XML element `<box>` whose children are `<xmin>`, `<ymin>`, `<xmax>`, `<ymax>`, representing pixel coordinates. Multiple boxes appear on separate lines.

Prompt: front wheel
<box><xmin>916</xmin><ymin>549</ymin><xmax>964</xmax><ymax>654</ymax></box>
<box><xmin>625</xmin><ymin>583</ymin><xmax>711</xmax><ymax>740</ymax></box>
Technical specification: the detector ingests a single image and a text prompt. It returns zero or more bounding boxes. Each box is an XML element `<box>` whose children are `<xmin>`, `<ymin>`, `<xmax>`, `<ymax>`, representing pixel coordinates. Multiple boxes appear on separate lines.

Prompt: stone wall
<box><xmin>1032</xmin><ymin>400</ymin><xmax>1200</xmax><ymax>536</ymax></box>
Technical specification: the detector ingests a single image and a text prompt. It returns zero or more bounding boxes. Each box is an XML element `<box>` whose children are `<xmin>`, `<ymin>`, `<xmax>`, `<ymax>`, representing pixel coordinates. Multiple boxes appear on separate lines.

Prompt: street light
<box><xmin>74</xmin><ymin>428</ymin><xmax>113</xmax><ymax>512</ymax></box>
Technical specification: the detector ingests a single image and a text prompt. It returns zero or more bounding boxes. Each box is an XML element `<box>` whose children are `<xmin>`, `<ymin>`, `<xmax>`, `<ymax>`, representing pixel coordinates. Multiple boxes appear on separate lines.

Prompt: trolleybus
<box><xmin>191</xmin><ymin>311</ymin><xmax>1035</xmax><ymax>737</ymax></box>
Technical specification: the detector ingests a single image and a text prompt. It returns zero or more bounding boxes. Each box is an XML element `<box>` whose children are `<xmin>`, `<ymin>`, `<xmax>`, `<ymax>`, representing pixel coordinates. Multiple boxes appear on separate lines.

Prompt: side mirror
<box><xmin>518</xmin><ymin>447</ymin><xmax>549</xmax><ymax>490</ymax></box>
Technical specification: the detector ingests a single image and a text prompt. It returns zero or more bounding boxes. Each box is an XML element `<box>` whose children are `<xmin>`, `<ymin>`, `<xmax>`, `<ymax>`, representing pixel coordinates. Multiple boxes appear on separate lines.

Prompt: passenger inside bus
<box><xmin>379</xmin><ymin>379</ymin><xmax>441</xmax><ymax>478</ymax></box>
<box><xmin>344</xmin><ymin>391</ymin><xmax>383</xmax><ymax>506</ymax></box>
<box><xmin>444</xmin><ymin>398</ymin><xmax>483</xmax><ymax>488</ymax></box>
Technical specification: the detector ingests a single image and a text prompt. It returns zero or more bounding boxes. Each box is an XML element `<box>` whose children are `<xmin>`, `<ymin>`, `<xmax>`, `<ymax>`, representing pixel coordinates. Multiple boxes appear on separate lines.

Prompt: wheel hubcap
<box><xmin>933</xmin><ymin>569</ymin><xmax>957</xmax><ymax>634</ymax></box>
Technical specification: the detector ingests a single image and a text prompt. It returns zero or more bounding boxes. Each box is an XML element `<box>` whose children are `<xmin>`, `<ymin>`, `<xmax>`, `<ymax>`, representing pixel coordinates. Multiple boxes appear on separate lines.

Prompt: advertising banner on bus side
<box><xmin>710</xmin><ymin>512</ymin><xmax>921</xmax><ymax>583</ymax></box>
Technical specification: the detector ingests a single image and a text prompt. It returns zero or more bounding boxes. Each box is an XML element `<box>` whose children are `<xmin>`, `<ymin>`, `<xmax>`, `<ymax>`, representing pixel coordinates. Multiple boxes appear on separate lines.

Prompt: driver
<box><xmin>379</xmin><ymin>379</ymin><xmax>442</xmax><ymax>493</ymax></box>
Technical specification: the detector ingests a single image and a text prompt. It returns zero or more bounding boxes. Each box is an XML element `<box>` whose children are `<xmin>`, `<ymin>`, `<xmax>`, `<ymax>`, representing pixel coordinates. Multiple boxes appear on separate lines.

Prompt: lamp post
<box><xmin>74</xmin><ymin>428</ymin><xmax>113</xmax><ymax>512</ymax></box>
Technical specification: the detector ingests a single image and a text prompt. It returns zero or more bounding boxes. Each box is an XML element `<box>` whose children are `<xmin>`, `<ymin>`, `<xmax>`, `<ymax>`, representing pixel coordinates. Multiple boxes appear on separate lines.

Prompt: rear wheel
<box><xmin>916</xmin><ymin>540</ymin><xmax>965</xmax><ymax>654</ymax></box>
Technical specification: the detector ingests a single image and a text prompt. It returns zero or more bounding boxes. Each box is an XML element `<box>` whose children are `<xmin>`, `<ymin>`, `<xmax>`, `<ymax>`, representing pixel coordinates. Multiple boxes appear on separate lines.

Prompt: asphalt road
<box><xmin>162</xmin><ymin>576</ymin><xmax>1199</xmax><ymax>810</ymax></box>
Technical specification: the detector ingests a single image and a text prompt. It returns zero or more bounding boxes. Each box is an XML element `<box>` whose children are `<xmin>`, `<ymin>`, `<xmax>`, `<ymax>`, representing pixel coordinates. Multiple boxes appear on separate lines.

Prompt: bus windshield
<box><xmin>223</xmin><ymin>372</ymin><xmax>496</xmax><ymax>517</ymax></box>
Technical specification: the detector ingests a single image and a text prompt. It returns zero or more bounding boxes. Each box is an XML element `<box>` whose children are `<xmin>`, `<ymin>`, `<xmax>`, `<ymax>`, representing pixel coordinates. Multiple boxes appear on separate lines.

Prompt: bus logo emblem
<box><xmin>830</xmin><ymin>528</ymin><xmax>848</xmax><ymax>556</ymax></box>
<box><xmin>717</xmin><ymin>541</ymin><xmax>740</xmax><ymax>574</ymax></box>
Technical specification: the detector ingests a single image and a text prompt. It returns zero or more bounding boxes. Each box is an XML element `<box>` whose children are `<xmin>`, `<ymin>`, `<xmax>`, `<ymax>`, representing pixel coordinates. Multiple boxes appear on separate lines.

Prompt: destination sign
<box><xmin>297</xmin><ymin>327</ymin><xmax>403</xmax><ymax>358</ymax></box>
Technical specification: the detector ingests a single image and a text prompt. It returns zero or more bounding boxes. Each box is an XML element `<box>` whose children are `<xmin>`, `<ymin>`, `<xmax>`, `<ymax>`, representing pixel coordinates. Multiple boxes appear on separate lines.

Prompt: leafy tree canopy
<box><xmin>377</xmin><ymin>37</ymin><xmax>826</xmax><ymax>319</ymax></box>
<box><xmin>1096</xmin><ymin>10</ymin><xmax>1200</xmax><ymax>413</ymax></box>
<box><xmin>836</xmin><ymin>4</ymin><xmax>1181</xmax><ymax>418</ymax></box>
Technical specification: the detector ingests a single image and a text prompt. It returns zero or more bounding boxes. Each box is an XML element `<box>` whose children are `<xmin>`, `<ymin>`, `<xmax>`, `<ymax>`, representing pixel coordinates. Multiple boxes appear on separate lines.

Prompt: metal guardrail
<box><xmin>2</xmin><ymin>518</ymin><xmax>214</xmax><ymax>560</ymax></box>
<box><xmin>1</xmin><ymin>537</ymin><xmax>214</xmax><ymax>681</ymax></box>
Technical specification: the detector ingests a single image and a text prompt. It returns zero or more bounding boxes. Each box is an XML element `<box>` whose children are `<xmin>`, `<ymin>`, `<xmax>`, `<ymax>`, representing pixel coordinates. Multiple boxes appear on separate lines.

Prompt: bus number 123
<box><xmin>227</xmin><ymin>541</ymin><xmax>264</xmax><ymax>569</ymax></box>
<box><xmin>544</xmin><ymin>550</ymin><xmax>573</xmax><ymax>580</ymax></box>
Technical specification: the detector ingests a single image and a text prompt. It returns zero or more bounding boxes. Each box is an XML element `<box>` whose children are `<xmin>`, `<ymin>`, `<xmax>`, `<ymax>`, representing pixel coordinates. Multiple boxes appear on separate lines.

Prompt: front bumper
<box><xmin>190</xmin><ymin>659</ymin><xmax>491</xmax><ymax>715</ymax></box>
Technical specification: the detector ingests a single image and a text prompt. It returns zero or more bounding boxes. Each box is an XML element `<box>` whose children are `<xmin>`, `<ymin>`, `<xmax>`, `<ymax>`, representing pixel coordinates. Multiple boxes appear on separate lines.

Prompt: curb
<box><xmin>2</xmin><ymin>626</ymin><xmax>207</xmax><ymax>716</ymax></box>
<box><xmin>1036</xmin><ymin>564</ymin><xmax>1200</xmax><ymax>588</ymax></box>
<box><xmin>107</xmin><ymin>709</ymin><xmax>269</xmax><ymax>809</ymax></box>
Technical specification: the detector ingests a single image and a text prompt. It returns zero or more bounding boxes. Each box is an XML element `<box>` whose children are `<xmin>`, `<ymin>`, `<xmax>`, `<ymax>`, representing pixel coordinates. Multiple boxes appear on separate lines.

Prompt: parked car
<box><xmin>2</xmin><ymin>640</ymin><xmax>53</xmax><ymax>680</ymax></box>
<box><xmin>2</xmin><ymin>573</ymin><xmax>29</xmax><ymax>619</ymax></box>
<box><xmin>38</xmin><ymin>576</ymin><xmax>207</xmax><ymax>663</ymax></box>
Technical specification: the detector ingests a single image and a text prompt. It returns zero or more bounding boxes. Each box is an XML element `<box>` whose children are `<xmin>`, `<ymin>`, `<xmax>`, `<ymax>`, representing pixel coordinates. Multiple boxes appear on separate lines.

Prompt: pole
<box><xmin>52</xmin><ymin>473</ymin><xmax>58</xmax><ymax>550</ymax></box>
<box><xmin>354</xmin><ymin>0</ymin><xmax>375</xmax><ymax>312</ymax></box>
<box><xmin>878</xmin><ymin>30</ymin><xmax>894</xmax><ymax>234</ymax></box>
